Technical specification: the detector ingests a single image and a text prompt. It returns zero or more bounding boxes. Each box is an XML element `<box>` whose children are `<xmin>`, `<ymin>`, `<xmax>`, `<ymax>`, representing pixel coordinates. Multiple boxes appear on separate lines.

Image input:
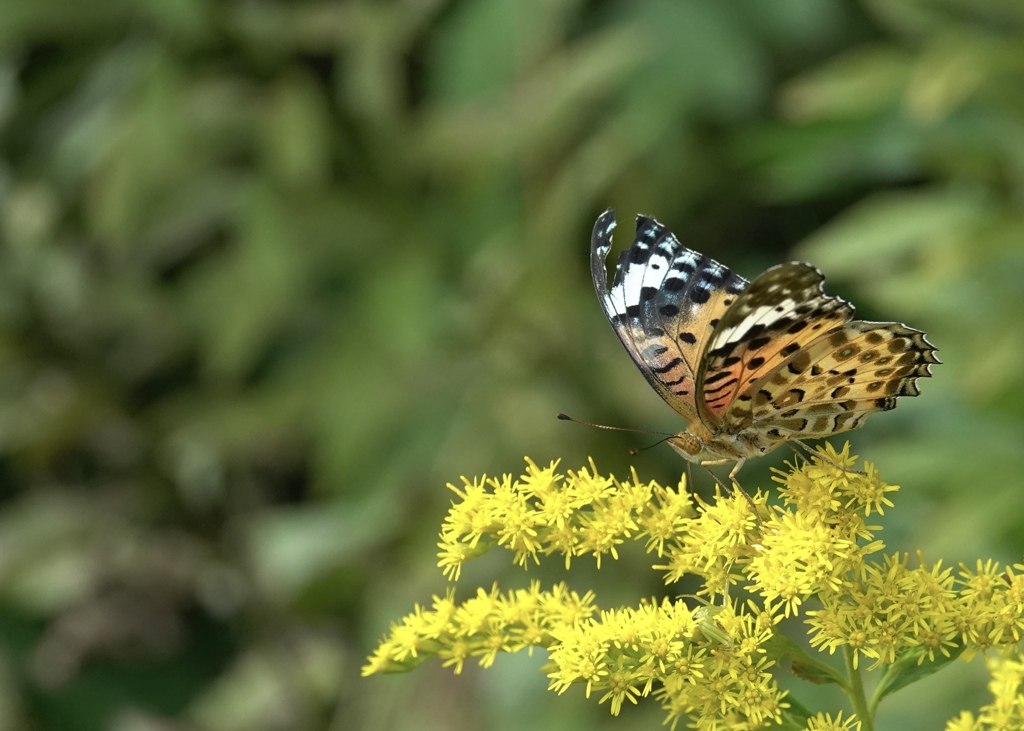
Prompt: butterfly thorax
<box><xmin>667</xmin><ymin>421</ymin><xmax>781</xmax><ymax>465</ymax></box>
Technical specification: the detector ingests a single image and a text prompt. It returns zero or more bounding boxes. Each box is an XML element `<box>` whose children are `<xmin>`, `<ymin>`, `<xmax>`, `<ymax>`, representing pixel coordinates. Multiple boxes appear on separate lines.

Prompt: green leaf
<box><xmin>764</xmin><ymin>633</ymin><xmax>847</xmax><ymax>687</ymax></box>
<box><xmin>777</xmin><ymin>697</ymin><xmax>816</xmax><ymax>731</ymax></box>
<box><xmin>872</xmin><ymin>644</ymin><xmax>966</xmax><ymax>706</ymax></box>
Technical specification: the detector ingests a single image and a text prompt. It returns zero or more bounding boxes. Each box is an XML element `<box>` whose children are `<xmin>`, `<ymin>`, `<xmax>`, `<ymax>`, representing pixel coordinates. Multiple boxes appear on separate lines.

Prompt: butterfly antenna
<box><xmin>556</xmin><ymin>413</ymin><xmax>674</xmax><ymax>437</ymax></box>
<box><xmin>557</xmin><ymin>413</ymin><xmax>677</xmax><ymax>458</ymax></box>
<box><xmin>628</xmin><ymin>436</ymin><xmax>674</xmax><ymax>456</ymax></box>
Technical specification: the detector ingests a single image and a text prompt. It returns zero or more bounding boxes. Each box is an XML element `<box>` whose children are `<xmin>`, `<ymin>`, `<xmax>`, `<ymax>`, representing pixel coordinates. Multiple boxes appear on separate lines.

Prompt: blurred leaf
<box><xmin>188</xmin><ymin>632</ymin><xmax>345</xmax><ymax>731</ymax></box>
<box><xmin>261</xmin><ymin>73</ymin><xmax>331</xmax><ymax>189</ymax></box>
<box><xmin>246</xmin><ymin>494</ymin><xmax>402</xmax><ymax>604</ymax></box>
<box><xmin>798</xmin><ymin>187</ymin><xmax>985</xmax><ymax>267</ymax></box>
<box><xmin>185</xmin><ymin>183</ymin><xmax>305</xmax><ymax>380</ymax></box>
<box><xmin>0</xmin><ymin>492</ymin><xmax>99</xmax><ymax>613</ymax></box>
<box><xmin>778</xmin><ymin>46</ymin><xmax>911</xmax><ymax>122</ymax></box>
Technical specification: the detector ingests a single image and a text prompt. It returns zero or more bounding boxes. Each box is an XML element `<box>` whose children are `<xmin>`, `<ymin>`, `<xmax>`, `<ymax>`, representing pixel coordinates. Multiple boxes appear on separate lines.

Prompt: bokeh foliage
<box><xmin>0</xmin><ymin>0</ymin><xmax>1022</xmax><ymax>729</ymax></box>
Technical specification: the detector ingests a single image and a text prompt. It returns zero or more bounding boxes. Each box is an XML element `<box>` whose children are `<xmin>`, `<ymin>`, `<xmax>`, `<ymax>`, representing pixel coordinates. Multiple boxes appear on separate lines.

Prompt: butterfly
<box><xmin>589</xmin><ymin>209</ymin><xmax>939</xmax><ymax>480</ymax></box>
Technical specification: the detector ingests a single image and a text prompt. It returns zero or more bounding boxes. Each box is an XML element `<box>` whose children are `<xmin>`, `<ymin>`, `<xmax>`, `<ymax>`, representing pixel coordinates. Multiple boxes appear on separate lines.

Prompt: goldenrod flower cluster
<box><xmin>803</xmin><ymin>710</ymin><xmax>861</xmax><ymax>731</ymax></box>
<box><xmin>945</xmin><ymin>655</ymin><xmax>1024</xmax><ymax>730</ymax></box>
<box><xmin>365</xmin><ymin>444</ymin><xmax>1024</xmax><ymax>730</ymax></box>
<box><xmin>547</xmin><ymin>598</ymin><xmax>785</xmax><ymax>728</ymax></box>
<box><xmin>436</xmin><ymin>458</ymin><xmax>693</xmax><ymax>579</ymax></box>
<box><xmin>363</xmin><ymin>582</ymin><xmax>596</xmax><ymax>675</ymax></box>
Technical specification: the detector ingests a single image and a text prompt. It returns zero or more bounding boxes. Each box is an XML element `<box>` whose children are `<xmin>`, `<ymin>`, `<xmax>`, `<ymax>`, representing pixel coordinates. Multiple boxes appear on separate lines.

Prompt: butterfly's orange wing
<box><xmin>735</xmin><ymin>320</ymin><xmax>939</xmax><ymax>439</ymax></box>
<box><xmin>696</xmin><ymin>263</ymin><xmax>854</xmax><ymax>427</ymax></box>
<box><xmin>695</xmin><ymin>263</ymin><xmax>938</xmax><ymax>438</ymax></box>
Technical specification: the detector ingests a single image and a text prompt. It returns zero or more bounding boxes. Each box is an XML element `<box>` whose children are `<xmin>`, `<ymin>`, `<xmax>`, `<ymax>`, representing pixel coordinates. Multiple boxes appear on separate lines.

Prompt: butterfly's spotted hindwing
<box><xmin>697</xmin><ymin>263</ymin><xmax>854</xmax><ymax>427</ymax></box>
<box><xmin>736</xmin><ymin>320</ymin><xmax>939</xmax><ymax>439</ymax></box>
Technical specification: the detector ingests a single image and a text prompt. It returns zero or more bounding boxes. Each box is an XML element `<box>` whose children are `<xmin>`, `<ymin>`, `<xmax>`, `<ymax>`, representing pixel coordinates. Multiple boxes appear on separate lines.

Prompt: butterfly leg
<box><xmin>701</xmin><ymin>458</ymin><xmax>746</xmax><ymax>491</ymax></box>
<box><xmin>700</xmin><ymin>459</ymin><xmax>762</xmax><ymax>525</ymax></box>
<box><xmin>699</xmin><ymin>459</ymin><xmax>735</xmax><ymax>495</ymax></box>
<box><xmin>791</xmin><ymin>439</ymin><xmax>866</xmax><ymax>476</ymax></box>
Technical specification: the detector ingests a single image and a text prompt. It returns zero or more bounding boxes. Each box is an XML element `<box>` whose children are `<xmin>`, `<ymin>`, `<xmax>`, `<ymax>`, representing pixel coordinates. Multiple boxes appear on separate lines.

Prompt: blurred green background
<box><xmin>1</xmin><ymin>0</ymin><xmax>1023</xmax><ymax>729</ymax></box>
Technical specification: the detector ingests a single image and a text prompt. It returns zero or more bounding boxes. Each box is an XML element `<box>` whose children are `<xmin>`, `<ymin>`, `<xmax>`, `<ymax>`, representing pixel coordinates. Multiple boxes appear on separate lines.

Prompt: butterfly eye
<box><xmin>669</xmin><ymin>433</ymin><xmax>703</xmax><ymax>456</ymax></box>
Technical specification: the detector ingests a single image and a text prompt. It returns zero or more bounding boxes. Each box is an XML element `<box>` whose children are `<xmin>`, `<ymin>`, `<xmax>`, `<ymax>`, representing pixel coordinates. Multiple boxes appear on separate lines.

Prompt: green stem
<box><xmin>867</xmin><ymin>664</ymin><xmax>891</xmax><ymax>720</ymax></box>
<box><xmin>844</xmin><ymin>646</ymin><xmax>873</xmax><ymax>731</ymax></box>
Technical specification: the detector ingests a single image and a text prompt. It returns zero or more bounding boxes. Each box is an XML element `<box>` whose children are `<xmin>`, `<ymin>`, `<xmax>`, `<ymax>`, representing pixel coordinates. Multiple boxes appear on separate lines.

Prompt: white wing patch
<box><xmin>709</xmin><ymin>301</ymin><xmax>800</xmax><ymax>350</ymax></box>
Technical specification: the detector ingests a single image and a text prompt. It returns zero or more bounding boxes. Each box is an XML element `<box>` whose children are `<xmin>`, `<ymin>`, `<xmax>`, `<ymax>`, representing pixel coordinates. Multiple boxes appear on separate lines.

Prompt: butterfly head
<box><xmin>666</xmin><ymin>425</ymin><xmax>750</xmax><ymax>465</ymax></box>
<box><xmin>667</xmin><ymin>432</ymin><xmax>705</xmax><ymax>461</ymax></box>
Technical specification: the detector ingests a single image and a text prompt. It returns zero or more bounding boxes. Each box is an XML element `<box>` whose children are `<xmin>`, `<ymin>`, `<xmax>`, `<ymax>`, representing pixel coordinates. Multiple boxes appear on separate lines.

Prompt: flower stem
<box><xmin>844</xmin><ymin>646</ymin><xmax>873</xmax><ymax>731</ymax></box>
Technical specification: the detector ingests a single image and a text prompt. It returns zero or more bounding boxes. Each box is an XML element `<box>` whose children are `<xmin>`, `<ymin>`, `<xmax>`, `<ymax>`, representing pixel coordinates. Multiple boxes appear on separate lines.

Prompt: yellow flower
<box><xmin>661</xmin><ymin>488</ymin><xmax>763</xmax><ymax>596</ymax></box>
<box><xmin>944</xmin><ymin>710</ymin><xmax>981</xmax><ymax>731</ymax></box>
<box><xmin>804</xmin><ymin>710</ymin><xmax>861</xmax><ymax>731</ymax></box>
<box><xmin>946</xmin><ymin>655</ymin><xmax>1024</xmax><ymax>730</ymax></box>
<box><xmin>747</xmin><ymin>509</ymin><xmax>859</xmax><ymax>617</ymax></box>
<box><xmin>368</xmin><ymin>448</ymin><xmax>1022</xmax><ymax>729</ymax></box>
<box><xmin>636</xmin><ymin>475</ymin><xmax>693</xmax><ymax>557</ymax></box>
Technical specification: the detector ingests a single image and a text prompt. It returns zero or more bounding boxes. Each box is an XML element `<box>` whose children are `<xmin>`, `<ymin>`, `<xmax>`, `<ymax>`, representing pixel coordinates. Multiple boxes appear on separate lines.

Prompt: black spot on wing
<box><xmin>688</xmin><ymin>287</ymin><xmax>711</xmax><ymax>304</ymax></box>
<box><xmin>653</xmin><ymin>357</ymin><xmax>684</xmax><ymax>374</ymax></box>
